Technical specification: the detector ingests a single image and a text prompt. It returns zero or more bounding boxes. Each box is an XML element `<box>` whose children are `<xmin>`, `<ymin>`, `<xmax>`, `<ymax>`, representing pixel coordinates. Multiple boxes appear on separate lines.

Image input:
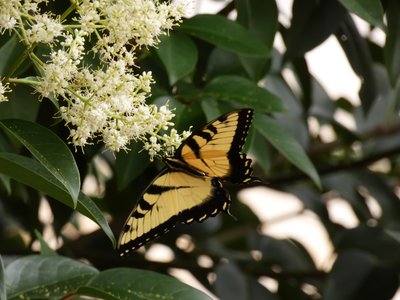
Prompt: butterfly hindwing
<box><xmin>117</xmin><ymin>169</ymin><xmax>230</xmax><ymax>256</ymax></box>
<box><xmin>169</xmin><ymin>109</ymin><xmax>254</xmax><ymax>183</ymax></box>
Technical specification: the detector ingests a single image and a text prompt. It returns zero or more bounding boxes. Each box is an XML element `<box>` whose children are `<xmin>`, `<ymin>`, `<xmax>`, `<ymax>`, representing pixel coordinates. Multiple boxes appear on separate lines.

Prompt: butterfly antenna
<box><xmin>225</xmin><ymin>208</ymin><xmax>238</xmax><ymax>221</ymax></box>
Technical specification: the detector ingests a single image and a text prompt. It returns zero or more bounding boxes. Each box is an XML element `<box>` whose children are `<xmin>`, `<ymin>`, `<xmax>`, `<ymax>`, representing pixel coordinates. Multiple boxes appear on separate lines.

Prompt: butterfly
<box><xmin>117</xmin><ymin>109</ymin><xmax>256</xmax><ymax>256</ymax></box>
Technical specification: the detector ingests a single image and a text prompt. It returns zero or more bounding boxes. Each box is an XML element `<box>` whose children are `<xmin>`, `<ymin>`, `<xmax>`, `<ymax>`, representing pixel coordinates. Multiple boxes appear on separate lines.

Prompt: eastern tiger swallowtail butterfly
<box><xmin>118</xmin><ymin>109</ymin><xmax>256</xmax><ymax>256</ymax></box>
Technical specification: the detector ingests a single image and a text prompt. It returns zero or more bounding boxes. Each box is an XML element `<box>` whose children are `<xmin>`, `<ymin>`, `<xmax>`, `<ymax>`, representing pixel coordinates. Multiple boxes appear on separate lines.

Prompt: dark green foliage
<box><xmin>1</xmin><ymin>0</ymin><xmax>400</xmax><ymax>299</ymax></box>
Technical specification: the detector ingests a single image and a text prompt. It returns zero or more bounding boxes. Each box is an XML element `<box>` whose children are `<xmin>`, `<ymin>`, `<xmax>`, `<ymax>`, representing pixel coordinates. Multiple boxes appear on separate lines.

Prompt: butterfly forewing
<box><xmin>117</xmin><ymin>169</ymin><xmax>230</xmax><ymax>256</ymax></box>
<box><xmin>174</xmin><ymin>109</ymin><xmax>254</xmax><ymax>183</ymax></box>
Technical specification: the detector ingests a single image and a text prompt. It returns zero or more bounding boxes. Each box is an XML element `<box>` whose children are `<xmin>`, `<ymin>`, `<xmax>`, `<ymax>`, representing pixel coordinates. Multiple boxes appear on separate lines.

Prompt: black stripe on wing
<box><xmin>117</xmin><ymin>171</ymin><xmax>230</xmax><ymax>256</ymax></box>
<box><xmin>118</xmin><ymin>213</ymin><xmax>178</xmax><ymax>256</ymax></box>
<box><xmin>186</xmin><ymin>138</ymin><xmax>201</xmax><ymax>158</ymax></box>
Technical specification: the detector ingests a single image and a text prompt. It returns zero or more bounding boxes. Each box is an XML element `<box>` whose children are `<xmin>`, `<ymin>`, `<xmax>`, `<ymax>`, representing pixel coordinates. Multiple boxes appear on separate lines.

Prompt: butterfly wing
<box><xmin>117</xmin><ymin>169</ymin><xmax>230</xmax><ymax>256</ymax></box>
<box><xmin>169</xmin><ymin>109</ymin><xmax>254</xmax><ymax>183</ymax></box>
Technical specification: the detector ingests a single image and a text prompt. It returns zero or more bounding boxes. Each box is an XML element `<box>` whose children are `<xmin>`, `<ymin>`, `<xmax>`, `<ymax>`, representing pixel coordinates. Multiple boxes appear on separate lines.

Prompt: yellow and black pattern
<box><xmin>166</xmin><ymin>109</ymin><xmax>255</xmax><ymax>183</ymax></box>
<box><xmin>118</xmin><ymin>169</ymin><xmax>230</xmax><ymax>255</ymax></box>
<box><xmin>118</xmin><ymin>109</ymin><xmax>255</xmax><ymax>256</ymax></box>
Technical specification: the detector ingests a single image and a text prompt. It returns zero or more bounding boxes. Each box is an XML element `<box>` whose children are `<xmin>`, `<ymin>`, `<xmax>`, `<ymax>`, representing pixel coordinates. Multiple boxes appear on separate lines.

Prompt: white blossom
<box><xmin>36</xmin><ymin>49</ymin><xmax>79</xmax><ymax>97</ymax></box>
<box><xmin>0</xmin><ymin>80</ymin><xmax>10</xmax><ymax>102</ymax></box>
<box><xmin>26</xmin><ymin>13</ymin><xmax>63</xmax><ymax>44</ymax></box>
<box><xmin>0</xmin><ymin>0</ymin><xmax>20</xmax><ymax>33</ymax></box>
<box><xmin>0</xmin><ymin>0</ymin><xmax>192</xmax><ymax>157</ymax></box>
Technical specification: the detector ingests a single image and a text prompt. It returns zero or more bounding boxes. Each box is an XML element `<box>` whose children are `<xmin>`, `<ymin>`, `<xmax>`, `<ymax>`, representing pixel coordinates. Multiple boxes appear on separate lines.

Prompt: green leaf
<box><xmin>0</xmin><ymin>85</ymin><xmax>40</xmax><ymax>121</ymax></box>
<box><xmin>206</xmin><ymin>47</ymin><xmax>245</xmax><ymax>79</ymax></box>
<box><xmin>115</xmin><ymin>141</ymin><xmax>151</xmax><ymax>191</ymax></box>
<box><xmin>0</xmin><ymin>255</ymin><xmax>5</xmax><ymax>300</ymax></box>
<box><xmin>78</xmin><ymin>268</ymin><xmax>211</xmax><ymax>300</ymax></box>
<box><xmin>156</xmin><ymin>33</ymin><xmax>198</xmax><ymax>85</ymax></box>
<box><xmin>384</xmin><ymin>0</ymin><xmax>400</xmax><ymax>85</ymax></box>
<box><xmin>235</xmin><ymin>0</ymin><xmax>278</xmax><ymax>79</ymax></box>
<box><xmin>235</xmin><ymin>0</ymin><xmax>277</xmax><ymax>48</ymax></box>
<box><xmin>253</xmin><ymin>114</ymin><xmax>321</xmax><ymax>187</ymax></box>
<box><xmin>215</xmin><ymin>262</ymin><xmax>246</xmax><ymax>300</ymax></box>
<box><xmin>0</xmin><ymin>174</ymin><xmax>11</xmax><ymax>196</ymax></box>
<box><xmin>203</xmin><ymin>75</ymin><xmax>285</xmax><ymax>112</ymax></box>
<box><xmin>248</xmin><ymin>129</ymin><xmax>271</xmax><ymax>174</ymax></box>
<box><xmin>292</xmin><ymin>58</ymin><xmax>312</xmax><ymax>112</ymax></box>
<box><xmin>323</xmin><ymin>250</ymin><xmax>398</xmax><ymax>300</ymax></box>
<box><xmin>285</xmin><ymin>0</ymin><xmax>346</xmax><ymax>58</ymax></box>
<box><xmin>336</xmin><ymin>226</ymin><xmax>400</xmax><ymax>261</ymax></box>
<box><xmin>77</xmin><ymin>193</ymin><xmax>116</xmax><ymax>246</ymax></box>
<box><xmin>34</xmin><ymin>229</ymin><xmax>57</xmax><ymax>256</ymax></box>
<box><xmin>0</xmin><ymin>152</ymin><xmax>73</xmax><ymax>205</ymax></box>
<box><xmin>0</xmin><ymin>152</ymin><xmax>115</xmax><ymax>246</ymax></box>
<box><xmin>0</xmin><ymin>35</ymin><xmax>26</xmax><ymax>76</ymax></box>
<box><xmin>175</xmin><ymin>101</ymin><xmax>206</xmax><ymax>133</ymax></box>
<box><xmin>248</xmin><ymin>234</ymin><xmax>316</xmax><ymax>272</ymax></box>
<box><xmin>201</xmin><ymin>97</ymin><xmax>222</xmax><ymax>120</ymax></box>
<box><xmin>335</xmin><ymin>15</ymin><xmax>377</xmax><ymax>115</ymax></box>
<box><xmin>354</xmin><ymin>171</ymin><xmax>400</xmax><ymax>224</ymax></box>
<box><xmin>5</xmin><ymin>255</ymin><xmax>98</xmax><ymax>300</ymax></box>
<box><xmin>0</xmin><ymin>119</ymin><xmax>80</xmax><ymax>205</ymax></box>
<box><xmin>337</xmin><ymin>0</ymin><xmax>385</xmax><ymax>30</ymax></box>
<box><xmin>180</xmin><ymin>14</ymin><xmax>268</xmax><ymax>57</ymax></box>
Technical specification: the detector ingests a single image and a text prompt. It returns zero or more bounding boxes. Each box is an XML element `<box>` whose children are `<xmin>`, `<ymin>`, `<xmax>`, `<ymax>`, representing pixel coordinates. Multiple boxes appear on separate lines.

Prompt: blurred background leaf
<box><xmin>78</xmin><ymin>268</ymin><xmax>211</xmax><ymax>300</ymax></box>
<box><xmin>0</xmin><ymin>255</ymin><xmax>5</xmax><ymax>300</ymax></box>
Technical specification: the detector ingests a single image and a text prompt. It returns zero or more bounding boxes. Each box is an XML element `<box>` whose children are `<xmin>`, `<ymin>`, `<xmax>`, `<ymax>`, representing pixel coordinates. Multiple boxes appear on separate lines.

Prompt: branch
<box><xmin>268</xmin><ymin>144</ymin><xmax>400</xmax><ymax>185</ymax></box>
<box><xmin>264</xmin><ymin>120</ymin><xmax>400</xmax><ymax>185</ymax></box>
<box><xmin>307</xmin><ymin>122</ymin><xmax>400</xmax><ymax>157</ymax></box>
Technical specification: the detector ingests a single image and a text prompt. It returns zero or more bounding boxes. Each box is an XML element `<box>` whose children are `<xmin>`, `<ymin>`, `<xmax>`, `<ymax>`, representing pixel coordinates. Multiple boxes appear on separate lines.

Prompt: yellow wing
<box><xmin>166</xmin><ymin>109</ymin><xmax>254</xmax><ymax>183</ymax></box>
<box><xmin>117</xmin><ymin>169</ymin><xmax>230</xmax><ymax>256</ymax></box>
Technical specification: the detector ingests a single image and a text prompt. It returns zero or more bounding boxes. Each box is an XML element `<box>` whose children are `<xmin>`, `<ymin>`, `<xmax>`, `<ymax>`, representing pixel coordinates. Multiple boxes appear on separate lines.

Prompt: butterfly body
<box><xmin>118</xmin><ymin>109</ymin><xmax>255</xmax><ymax>256</ymax></box>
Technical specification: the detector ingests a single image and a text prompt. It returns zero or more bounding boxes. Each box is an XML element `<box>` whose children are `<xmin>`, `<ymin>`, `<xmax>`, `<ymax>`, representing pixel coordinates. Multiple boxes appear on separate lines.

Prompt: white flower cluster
<box><xmin>0</xmin><ymin>0</ymin><xmax>191</xmax><ymax>158</ymax></box>
<box><xmin>0</xmin><ymin>80</ymin><xmax>10</xmax><ymax>102</ymax></box>
<box><xmin>0</xmin><ymin>0</ymin><xmax>63</xmax><ymax>41</ymax></box>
